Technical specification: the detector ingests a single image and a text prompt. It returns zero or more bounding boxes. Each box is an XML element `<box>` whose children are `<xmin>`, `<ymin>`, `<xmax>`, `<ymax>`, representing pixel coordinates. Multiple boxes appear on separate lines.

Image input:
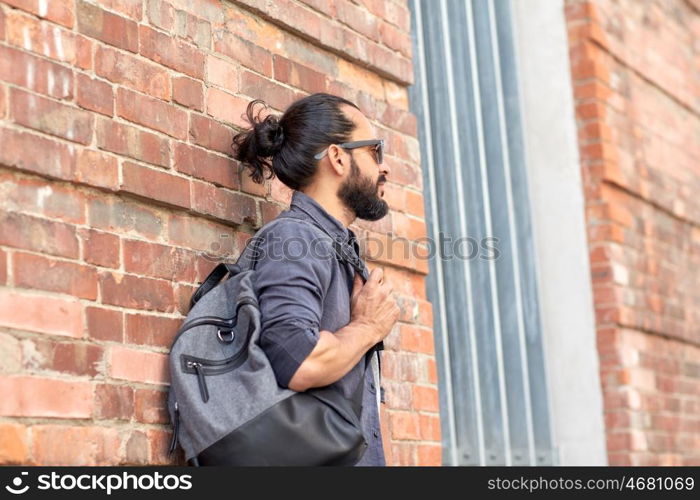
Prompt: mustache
<box><xmin>377</xmin><ymin>176</ymin><xmax>386</xmax><ymax>185</ymax></box>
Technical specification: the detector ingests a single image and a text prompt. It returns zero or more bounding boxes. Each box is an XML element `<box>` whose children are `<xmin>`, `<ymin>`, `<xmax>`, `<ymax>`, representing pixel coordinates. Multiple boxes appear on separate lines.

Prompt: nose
<box><xmin>379</xmin><ymin>159</ymin><xmax>390</xmax><ymax>180</ymax></box>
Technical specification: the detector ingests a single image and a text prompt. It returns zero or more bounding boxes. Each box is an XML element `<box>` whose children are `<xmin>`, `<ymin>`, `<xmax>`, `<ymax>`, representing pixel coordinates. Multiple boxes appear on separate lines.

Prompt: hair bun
<box><xmin>254</xmin><ymin>114</ymin><xmax>285</xmax><ymax>158</ymax></box>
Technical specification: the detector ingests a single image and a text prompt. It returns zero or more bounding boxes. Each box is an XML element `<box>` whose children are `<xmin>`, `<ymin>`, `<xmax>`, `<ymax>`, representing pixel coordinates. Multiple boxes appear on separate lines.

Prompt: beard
<box><xmin>337</xmin><ymin>156</ymin><xmax>389</xmax><ymax>221</ymax></box>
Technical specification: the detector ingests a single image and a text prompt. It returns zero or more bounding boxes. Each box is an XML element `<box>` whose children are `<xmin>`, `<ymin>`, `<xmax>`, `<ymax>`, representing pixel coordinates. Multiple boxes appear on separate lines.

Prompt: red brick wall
<box><xmin>0</xmin><ymin>0</ymin><xmax>439</xmax><ymax>466</ymax></box>
<box><xmin>565</xmin><ymin>0</ymin><xmax>700</xmax><ymax>465</ymax></box>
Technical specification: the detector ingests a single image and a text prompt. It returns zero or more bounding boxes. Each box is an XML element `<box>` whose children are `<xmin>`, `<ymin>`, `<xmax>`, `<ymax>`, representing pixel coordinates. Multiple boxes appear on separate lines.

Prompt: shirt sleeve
<box><xmin>253</xmin><ymin>220</ymin><xmax>335</xmax><ymax>389</ymax></box>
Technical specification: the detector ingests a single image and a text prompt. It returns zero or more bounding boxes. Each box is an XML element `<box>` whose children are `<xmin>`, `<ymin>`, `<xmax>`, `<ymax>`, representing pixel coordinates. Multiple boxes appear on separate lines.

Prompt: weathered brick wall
<box><xmin>565</xmin><ymin>0</ymin><xmax>700</xmax><ymax>465</ymax></box>
<box><xmin>0</xmin><ymin>0</ymin><xmax>439</xmax><ymax>465</ymax></box>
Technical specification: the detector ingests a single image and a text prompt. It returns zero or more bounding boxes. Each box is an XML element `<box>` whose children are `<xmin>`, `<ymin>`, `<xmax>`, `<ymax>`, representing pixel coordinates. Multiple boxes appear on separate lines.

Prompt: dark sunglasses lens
<box><xmin>376</xmin><ymin>143</ymin><xmax>383</xmax><ymax>164</ymax></box>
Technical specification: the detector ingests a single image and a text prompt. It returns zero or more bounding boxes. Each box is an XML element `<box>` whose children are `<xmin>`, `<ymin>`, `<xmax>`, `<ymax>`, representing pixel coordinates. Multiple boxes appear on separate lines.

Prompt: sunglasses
<box><xmin>314</xmin><ymin>139</ymin><xmax>384</xmax><ymax>164</ymax></box>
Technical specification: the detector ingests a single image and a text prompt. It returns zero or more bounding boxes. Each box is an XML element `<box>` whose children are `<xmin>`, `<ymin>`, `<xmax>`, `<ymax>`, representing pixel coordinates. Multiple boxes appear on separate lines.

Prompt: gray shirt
<box><xmin>252</xmin><ymin>190</ymin><xmax>386</xmax><ymax>466</ymax></box>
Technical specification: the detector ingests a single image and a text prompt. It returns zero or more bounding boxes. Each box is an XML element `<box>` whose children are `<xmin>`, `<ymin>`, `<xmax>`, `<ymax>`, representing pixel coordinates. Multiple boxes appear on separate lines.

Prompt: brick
<box><xmin>5</xmin><ymin>9</ymin><xmax>76</xmax><ymax>63</ymax></box>
<box><xmin>79</xmin><ymin>228</ymin><xmax>120</xmax><ymax>268</ymax></box>
<box><xmin>167</xmin><ymin>214</ymin><xmax>237</xmax><ymax>253</ymax></box>
<box><xmin>0</xmin><ymin>248</ymin><xmax>6</xmax><ymax>285</ymax></box>
<box><xmin>139</xmin><ymin>24</ymin><xmax>205</xmax><ymax>79</ymax></box>
<box><xmin>95</xmin><ymin>0</ymin><xmax>143</xmax><ymax>20</ymax></box>
<box><xmin>173</xmin><ymin>9</ymin><xmax>211</xmax><ymax>49</ymax></box>
<box><xmin>100</xmin><ymin>271</ymin><xmax>176</xmax><ymax>312</ymax></box>
<box><xmin>390</xmin><ymin>442</ymin><xmax>416</xmax><ymax>466</ymax></box>
<box><xmin>0</xmin><ymin>171</ymin><xmax>85</xmax><ymax>224</ymax></box>
<box><xmin>0</xmin><ymin>45</ymin><xmax>73</xmax><ymax>99</ymax></box>
<box><xmin>379</xmin><ymin>19</ymin><xmax>411</xmax><ymax>58</ymax></box>
<box><xmin>405</xmin><ymin>189</ymin><xmax>426</xmax><ymax>218</ymax></box>
<box><xmin>205</xmin><ymin>87</ymin><xmax>249</xmax><ymax>129</ymax></box>
<box><xmin>121</xmin><ymin>161</ymin><xmax>191</xmax><ymax>209</ymax></box>
<box><xmin>0</xmin><ymin>210</ymin><xmax>79</xmax><ymax>258</ymax></box>
<box><xmin>95</xmin><ymin>45</ymin><xmax>170</xmax><ymax>100</ymax></box>
<box><xmin>246</xmin><ymin>0</ymin><xmax>321</xmax><ymax>42</ymax></box>
<box><xmin>385</xmin><ymin>1</ymin><xmax>410</xmax><ymax>33</ymax></box>
<box><xmin>88</xmin><ymin>194</ymin><xmax>165</xmax><ymax>240</ymax></box>
<box><xmin>383</xmin><ymin>380</ymin><xmax>412</xmax><ymax>409</ymax></box>
<box><xmin>336</xmin><ymin>0</ymin><xmax>379</xmax><ymax>41</ymax></box>
<box><xmin>412</xmin><ymin>385</ymin><xmax>439</xmax><ymax>412</ymax></box>
<box><xmin>10</xmin><ymin>87</ymin><xmax>93</xmax><ymax>144</ymax></box>
<box><xmin>108</xmin><ymin>346</ymin><xmax>169</xmax><ymax>384</ymax></box>
<box><xmin>116</xmin><ymin>88</ymin><xmax>188</xmax><ymax>140</ymax></box>
<box><xmin>31</xmin><ymin>425</ymin><xmax>120</xmax><ymax>466</ymax></box>
<box><xmin>261</xmin><ymin>201</ymin><xmax>283</xmax><ymax>224</ymax></box>
<box><xmin>425</xmin><ymin>357</ymin><xmax>438</xmax><ymax>384</ymax></box>
<box><xmin>3</xmin><ymin>0</ymin><xmax>74</xmax><ymax>28</ymax></box>
<box><xmin>73</xmin><ymin>34</ymin><xmax>92</xmax><ymax>70</ymax></box>
<box><xmin>417</xmin><ymin>444</ymin><xmax>442</xmax><ymax>466</ymax></box>
<box><xmin>148</xmin><ymin>427</ymin><xmax>181</xmax><ymax>465</ymax></box>
<box><xmin>0</xmin><ymin>331</ymin><xmax>22</xmax><ymax>373</ymax></box>
<box><xmin>125</xmin><ymin>313</ymin><xmax>180</xmax><ymax>349</ymax></box>
<box><xmin>419</xmin><ymin>413</ymin><xmax>441</xmax><ymax>441</ymax></box>
<box><xmin>48</xmin><ymin>340</ymin><xmax>105</xmax><ymax>377</ymax></box>
<box><xmin>0</xmin><ymin>126</ymin><xmax>77</xmax><ymax>179</ymax></box>
<box><xmin>13</xmin><ymin>252</ymin><xmax>98</xmax><ymax>300</ymax></box>
<box><xmin>189</xmin><ymin>114</ymin><xmax>235</xmax><ymax>155</ymax></box>
<box><xmin>94</xmin><ymin>383</ymin><xmax>134</xmax><ymax>420</ymax></box>
<box><xmin>134</xmin><ymin>388</ymin><xmax>169</xmax><ymax>424</ymax></box>
<box><xmin>75</xmin><ymin>149</ymin><xmax>119</xmax><ymax>191</ymax></box>
<box><xmin>390</xmin><ymin>411</ymin><xmax>420</xmax><ymax>440</ymax></box>
<box><xmin>273</xmin><ymin>55</ymin><xmax>326</xmax><ymax>94</ymax></box>
<box><xmin>145</xmin><ymin>0</ymin><xmax>174</xmax><ymax>31</ymax></box>
<box><xmin>76</xmin><ymin>73</ymin><xmax>114</xmax><ymax>116</ymax></box>
<box><xmin>0</xmin><ymin>288</ymin><xmax>82</xmax><ymax>337</ymax></box>
<box><xmin>399</xmin><ymin>324</ymin><xmax>435</xmax><ymax>355</ymax></box>
<box><xmin>96</xmin><ymin>117</ymin><xmax>170</xmax><ymax>168</ymax></box>
<box><xmin>125</xmin><ymin>430</ymin><xmax>149</xmax><ymax>464</ymax></box>
<box><xmin>174</xmin><ymin>283</ymin><xmax>197</xmax><ymax>316</ymax></box>
<box><xmin>174</xmin><ymin>142</ymin><xmax>239</xmax><ymax>189</ymax></box>
<box><xmin>191</xmin><ymin>180</ymin><xmax>257</xmax><ymax>225</ymax></box>
<box><xmin>0</xmin><ymin>423</ymin><xmax>29</xmax><ymax>464</ymax></box>
<box><xmin>299</xmin><ymin>0</ymin><xmax>336</xmax><ymax>17</ymax></box>
<box><xmin>77</xmin><ymin>0</ymin><xmax>138</xmax><ymax>52</ymax></box>
<box><xmin>86</xmin><ymin>306</ymin><xmax>124</xmax><ymax>343</ymax></box>
<box><xmin>167</xmin><ymin>0</ymin><xmax>223</xmax><ymax>24</ymax></box>
<box><xmin>123</xmin><ymin>239</ymin><xmax>196</xmax><ymax>281</ymax></box>
<box><xmin>0</xmin><ymin>376</ymin><xmax>91</xmax><ymax>418</ymax></box>
<box><xmin>0</xmin><ymin>84</ymin><xmax>5</xmax><ymax>119</ymax></box>
<box><xmin>172</xmin><ymin>75</ymin><xmax>204</xmax><ymax>111</ymax></box>
<box><xmin>240</xmin><ymin>70</ymin><xmax>297</xmax><ymax>111</ymax></box>
<box><xmin>213</xmin><ymin>31</ymin><xmax>273</xmax><ymax>77</ymax></box>
<box><xmin>206</xmin><ymin>54</ymin><xmax>238</xmax><ymax>93</ymax></box>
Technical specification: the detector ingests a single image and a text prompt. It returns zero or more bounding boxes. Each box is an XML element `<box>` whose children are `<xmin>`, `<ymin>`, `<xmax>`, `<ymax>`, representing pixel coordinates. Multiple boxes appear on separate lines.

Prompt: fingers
<box><xmin>351</xmin><ymin>271</ymin><xmax>363</xmax><ymax>298</ymax></box>
<box><xmin>368</xmin><ymin>267</ymin><xmax>383</xmax><ymax>285</ymax></box>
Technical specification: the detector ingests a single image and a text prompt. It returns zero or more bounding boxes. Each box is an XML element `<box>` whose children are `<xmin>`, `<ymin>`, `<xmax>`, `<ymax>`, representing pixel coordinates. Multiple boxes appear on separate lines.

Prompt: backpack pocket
<box><xmin>180</xmin><ymin>348</ymin><xmax>246</xmax><ymax>403</ymax></box>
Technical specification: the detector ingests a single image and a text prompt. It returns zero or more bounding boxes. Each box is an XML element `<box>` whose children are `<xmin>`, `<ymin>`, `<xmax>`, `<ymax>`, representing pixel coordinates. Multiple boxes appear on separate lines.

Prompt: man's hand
<box><xmin>350</xmin><ymin>267</ymin><xmax>400</xmax><ymax>344</ymax></box>
<box><xmin>287</xmin><ymin>267</ymin><xmax>400</xmax><ymax>392</ymax></box>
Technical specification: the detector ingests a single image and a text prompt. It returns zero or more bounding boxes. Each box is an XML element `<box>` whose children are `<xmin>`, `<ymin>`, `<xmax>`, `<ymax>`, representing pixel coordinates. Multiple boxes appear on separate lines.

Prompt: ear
<box><xmin>327</xmin><ymin>144</ymin><xmax>346</xmax><ymax>177</ymax></box>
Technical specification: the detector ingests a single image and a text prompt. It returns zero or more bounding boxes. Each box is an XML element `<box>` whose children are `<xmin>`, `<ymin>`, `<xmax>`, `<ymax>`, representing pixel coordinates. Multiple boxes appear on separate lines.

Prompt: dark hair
<box><xmin>232</xmin><ymin>93</ymin><xmax>360</xmax><ymax>190</ymax></box>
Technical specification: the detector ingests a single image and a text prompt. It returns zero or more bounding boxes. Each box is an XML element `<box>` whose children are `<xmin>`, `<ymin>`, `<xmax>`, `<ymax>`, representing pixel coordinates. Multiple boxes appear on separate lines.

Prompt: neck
<box><xmin>301</xmin><ymin>186</ymin><xmax>355</xmax><ymax>227</ymax></box>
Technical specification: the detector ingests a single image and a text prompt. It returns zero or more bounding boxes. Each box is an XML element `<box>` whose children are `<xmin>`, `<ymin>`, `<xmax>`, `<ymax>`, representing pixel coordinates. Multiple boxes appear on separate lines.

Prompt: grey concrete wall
<box><xmin>511</xmin><ymin>0</ymin><xmax>608</xmax><ymax>465</ymax></box>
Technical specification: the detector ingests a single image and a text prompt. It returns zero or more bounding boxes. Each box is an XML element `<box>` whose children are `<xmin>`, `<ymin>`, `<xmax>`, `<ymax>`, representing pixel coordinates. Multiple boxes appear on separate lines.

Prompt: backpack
<box><xmin>166</xmin><ymin>211</ymin><xmax>382</xmax><ymax>466</ymax></box>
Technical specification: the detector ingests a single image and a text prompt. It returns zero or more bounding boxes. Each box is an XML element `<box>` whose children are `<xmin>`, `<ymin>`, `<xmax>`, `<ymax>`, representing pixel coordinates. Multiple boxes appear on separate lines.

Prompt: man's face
<box><xmin>336</xmin><ymin>108</ymin><xmax>389</xmax><ymax>221</ymax></box>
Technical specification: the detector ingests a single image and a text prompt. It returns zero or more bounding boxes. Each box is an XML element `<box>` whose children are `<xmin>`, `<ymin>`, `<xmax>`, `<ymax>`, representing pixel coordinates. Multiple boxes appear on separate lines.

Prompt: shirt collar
<box><xmin>290</xmin><ymin>190</ymin><xmax>351</xmax><ymax>243</ymax></box>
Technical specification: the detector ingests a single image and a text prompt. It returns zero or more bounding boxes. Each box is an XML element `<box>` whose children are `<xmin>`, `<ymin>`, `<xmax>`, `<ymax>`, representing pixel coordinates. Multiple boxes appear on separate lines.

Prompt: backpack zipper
<box><xmin>168</xmin><ymin>401</ymin><xmax>180</xmax><ymax>456</ymax></box>
<box><xmin>181</xmin><ymin>350</ymin><xmax>246</xmax><ymax>402</ymax></box>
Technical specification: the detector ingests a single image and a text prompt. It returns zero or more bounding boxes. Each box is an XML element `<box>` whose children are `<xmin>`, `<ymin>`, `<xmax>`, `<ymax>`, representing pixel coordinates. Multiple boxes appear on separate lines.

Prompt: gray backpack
<box><xmin>166</xmin><ymin>212</ymin><xmax>382</xmax><ymax>466</ymax></box>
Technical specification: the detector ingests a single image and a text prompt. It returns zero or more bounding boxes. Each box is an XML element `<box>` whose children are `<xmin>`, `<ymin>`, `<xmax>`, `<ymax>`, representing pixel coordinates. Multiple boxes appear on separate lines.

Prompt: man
<box><xmin>232</xmin><ymin>93</ymin><xmax>400</xmax><ymax>466</ymax></box>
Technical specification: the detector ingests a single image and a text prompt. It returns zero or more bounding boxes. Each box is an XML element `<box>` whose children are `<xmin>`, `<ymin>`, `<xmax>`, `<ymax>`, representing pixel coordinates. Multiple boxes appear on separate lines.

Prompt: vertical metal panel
<box><xmin>408</xmin><ymin>0</ymin><xmax>555</xmax><ymax>466</ymax></box>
